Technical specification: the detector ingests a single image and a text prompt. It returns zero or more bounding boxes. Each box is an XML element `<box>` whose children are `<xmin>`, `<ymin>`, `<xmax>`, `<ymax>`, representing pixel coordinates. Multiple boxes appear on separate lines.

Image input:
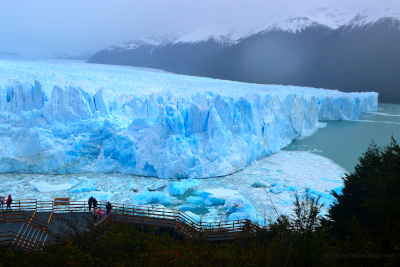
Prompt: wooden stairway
<box><xmin>175</xmin><ymin>220</ymin><xmax>199</xmax><ymax>239</ymax></box>
<box><xmin>12</xmin><ymin>211</ymin><xmax>49</xmax><ymax>251</ymax></box>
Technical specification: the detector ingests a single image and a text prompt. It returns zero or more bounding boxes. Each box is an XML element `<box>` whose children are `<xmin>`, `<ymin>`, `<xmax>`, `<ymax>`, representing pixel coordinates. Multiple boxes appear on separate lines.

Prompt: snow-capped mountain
<box><xmin>105</xmin><ymin>7</ymin><xmax>400</xmax><ymax>47</ymax></box>
<box><xmin>106</xmin><ymin>35</ymin><xmax>178</xmax><ymax>51</ymax></box>
<box><xmin>89</xmin><ymin>7</ymin><xmax>400</xmax><ymax>102</ymax></box>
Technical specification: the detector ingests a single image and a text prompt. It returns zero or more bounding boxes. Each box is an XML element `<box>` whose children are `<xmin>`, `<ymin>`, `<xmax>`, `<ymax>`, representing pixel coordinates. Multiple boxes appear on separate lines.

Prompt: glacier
<box><xmin>0</xmin><ymin>59</ymin><xmax>378</xmax><ymax>178</ymax></box>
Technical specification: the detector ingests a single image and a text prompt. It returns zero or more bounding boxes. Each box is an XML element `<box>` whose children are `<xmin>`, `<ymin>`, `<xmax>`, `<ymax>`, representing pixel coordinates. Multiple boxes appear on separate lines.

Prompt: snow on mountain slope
<box><xmin>0</xmin><ymin>59</ymin><xmax>378</xmax><ymax>178</ymax></box>
<box><xmin>106</xmin><ymin>35</ymin><xmax>178</xmax><ymax>51</ymax></box>
<box><xmin>109</xmin><ymin>6</ymin><xmax>400</xmax><ymax>48</ymax></box>
<box><xmin>174</xmin><ymin>27</ymin><xmax>241</xmax><ymax>45</ymax></box>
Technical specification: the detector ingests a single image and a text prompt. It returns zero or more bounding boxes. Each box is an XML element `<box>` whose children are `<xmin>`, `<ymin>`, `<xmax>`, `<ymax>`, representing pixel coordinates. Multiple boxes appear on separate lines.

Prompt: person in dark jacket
<box><xmin>0</xmin><ymin>196</ymin><xmax>4</xmax><ymax>209</ymax></box>
<box><xmin>106</xmin><ymin>202</ymin><xmax>112</xmax><ymax>215</ymax></box>
<box><xmin>93</xmin><ymin>198</ymin><xmax>98</xmax><ymax>209</ymax></box>
<box><xmin>88</xmin><ymin>196</ymin><xmax>94</xmax><ymax>211</ymax></box>
<box><xmin>6</xmin><ymin>194</ymin><xmax>12</xmax><ymax>210</ymax></box>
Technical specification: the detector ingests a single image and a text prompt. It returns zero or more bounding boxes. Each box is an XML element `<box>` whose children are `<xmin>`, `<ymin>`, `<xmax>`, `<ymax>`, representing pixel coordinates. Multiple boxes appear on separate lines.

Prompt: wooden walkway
<box><xmin>0</xmin><ymin>199</ymin><xmax>263</xmax><ymax>251</ymax></box>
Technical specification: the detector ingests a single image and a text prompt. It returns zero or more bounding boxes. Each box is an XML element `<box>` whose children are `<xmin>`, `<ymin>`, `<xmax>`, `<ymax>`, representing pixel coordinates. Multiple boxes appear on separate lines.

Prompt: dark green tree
<box><xmin>329</xmin><ymin>138</ymin><xmax>400</xmax><ymax>251</ymax></box>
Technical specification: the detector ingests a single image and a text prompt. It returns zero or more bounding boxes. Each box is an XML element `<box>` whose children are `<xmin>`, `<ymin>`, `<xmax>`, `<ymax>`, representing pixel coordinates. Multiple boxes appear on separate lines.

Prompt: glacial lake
<box><xmin>286</xmin><ymin>103</ymin><xmax>400</xmax><ymax>172</ymax></box>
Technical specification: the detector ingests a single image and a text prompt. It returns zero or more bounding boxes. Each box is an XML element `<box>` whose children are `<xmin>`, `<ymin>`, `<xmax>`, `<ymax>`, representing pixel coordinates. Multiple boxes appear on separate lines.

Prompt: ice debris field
<box><xmin>0</xmin><ymin>59</ymin><xmax>378</xmax><ymax>224</ymax></box>
<box><xmin>0</xmin><ymin>151</ymin><xmax>346</xmax><ymax>224</ymax></box>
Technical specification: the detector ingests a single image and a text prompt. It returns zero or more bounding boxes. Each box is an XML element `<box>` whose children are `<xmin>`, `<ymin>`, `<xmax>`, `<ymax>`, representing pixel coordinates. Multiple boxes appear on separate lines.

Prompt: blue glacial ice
<box><xmin>224</xmin><ymin>195</ymin><xmax>258</xmax><ymax>222</ymax></box>
<box><xmin>30</xmin><ymin>179</ymin><xmax>80</xmax><ymax>193</ymax></box>
<box><xmin>132</xmin><ymin>191</ymin><xmax>175</xmax><ymax>206</ymax></box>
<box><xmin>69</xmin><ymin>180</ymin><xmax>99</xmax><ymax>193</ymax></box>
<box><xmin>0</xmin><ymin>59</ymin><xmax>378</xmax><ymax>178</ymax></box>
<box><xmin>168</xmin><ymin>179</ymin><xmax>200</xmax><ymax>196</ymax></box>
<box><xmin>191</xmin><ymin>191</ymin><xmax>226</xmax><ymax>206</ymax></box>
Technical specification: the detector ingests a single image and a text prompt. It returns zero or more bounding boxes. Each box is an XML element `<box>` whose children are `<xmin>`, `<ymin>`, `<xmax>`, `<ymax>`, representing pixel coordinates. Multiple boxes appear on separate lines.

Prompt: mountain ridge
<box><xmin>89</xmin><ymin>9</ymin><xmax>400</xmax><ymax>103</ymax></box>
<box><xmin>107</xmin><ymin>8</ymin><xmax>400</xmax><ymax>48</ymax></box>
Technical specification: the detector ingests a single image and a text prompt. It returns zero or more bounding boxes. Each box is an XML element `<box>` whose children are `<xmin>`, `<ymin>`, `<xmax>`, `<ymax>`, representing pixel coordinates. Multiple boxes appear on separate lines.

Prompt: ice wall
<box><xmin>0</xmin><ymin>60</ymin><xmax>378</xmax><ymax>178</ymax></box>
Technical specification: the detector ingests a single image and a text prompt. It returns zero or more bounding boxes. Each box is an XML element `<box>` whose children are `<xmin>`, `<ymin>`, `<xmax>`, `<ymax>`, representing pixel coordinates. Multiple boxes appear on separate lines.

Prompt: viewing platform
<box><xmin>0</xmin><ymin>199</ymin><xmax>262</xmax><ymax>251</ymax></box>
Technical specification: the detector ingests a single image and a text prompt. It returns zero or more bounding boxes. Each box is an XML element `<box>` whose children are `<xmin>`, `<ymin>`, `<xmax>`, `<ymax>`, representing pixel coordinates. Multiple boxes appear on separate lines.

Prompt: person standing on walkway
<box><xmin>93</xmin><ymin>198</ymin><xmax>98</xmax><ymax>210</ymax></box>
<box><xmin>0</xmin><ymin>196</ymin><xmax>4</xmax><ymax>209</ymax></box>
<box><xmin>88</xmin><ymin>196</ymin><xmax>94</xmax><ymax>211</ymax></box>
<box><xmin>6</xmin><ymin>194</ymin><xmax>12</xmax><ymax>210</ymax></box>
<box><xmin>106</xmin><ymin>202</ymin><xmax>112</xmax><ymax>215</ymax></box>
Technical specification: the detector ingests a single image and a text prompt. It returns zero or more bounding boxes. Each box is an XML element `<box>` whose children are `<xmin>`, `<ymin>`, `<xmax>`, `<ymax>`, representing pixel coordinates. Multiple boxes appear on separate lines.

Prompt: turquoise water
<box><xmin>286</xmin><ymin>104</ymin><xmax>400</xmax><ymax>172</ymax></box>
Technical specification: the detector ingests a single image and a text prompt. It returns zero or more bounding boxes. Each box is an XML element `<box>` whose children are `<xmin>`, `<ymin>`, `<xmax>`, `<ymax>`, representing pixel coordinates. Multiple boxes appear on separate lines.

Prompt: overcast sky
<box><xmin>0</xmin><ymin>0</ymin><xmax>398</xmax><ymax>57</ymax></box>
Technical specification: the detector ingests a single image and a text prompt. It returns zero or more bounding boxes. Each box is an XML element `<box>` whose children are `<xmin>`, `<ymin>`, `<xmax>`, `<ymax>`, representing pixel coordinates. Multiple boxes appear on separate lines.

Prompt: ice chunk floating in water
<box><xmin>0</xmin><ymin>59</ymin><xmax>378</xmax><ymax>178</ymax></box>
<box><xmin>30</xmin><ymin>180</ymin><xmax>79</xmax><ymax>193</ymax></box>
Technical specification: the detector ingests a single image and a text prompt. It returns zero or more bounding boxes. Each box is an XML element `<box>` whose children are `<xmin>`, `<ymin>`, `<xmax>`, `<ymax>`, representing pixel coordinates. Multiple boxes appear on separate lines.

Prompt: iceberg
<box><xmin>69</xmin><ymin>180</ymin><xmax>98</xmax><ymax>193</ymax></box>
<box><xmin>224</xmin><ymin>195</ymin><xmax>258</xmax><ymax>222</ymax></box>
<box><xmin>0</xmin><ymin>59</ymin><xmax>378</xmax><ymax>178</ymax></box>
<box><xmin>168</xmin><ymin>179</ymin><xmax>200</xmax><ymax>196</ymax></box>
<box><xmin>30</xmin><ymin>180</ymin><xmax>79</xmax><ymax>193</ymax></box>
<box><xmin>187</xmin><ymin>191</ymin><xmax>226</xmax><ymax>207</ymax></box>
<box><xmin>132</xmin><ymin>191</ymin><xmax>175</xmax><ymax>206</ymax></box>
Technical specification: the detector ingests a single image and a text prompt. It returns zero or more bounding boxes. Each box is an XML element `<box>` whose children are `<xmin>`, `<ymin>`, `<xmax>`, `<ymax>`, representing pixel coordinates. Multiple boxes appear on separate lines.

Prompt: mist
<box><xmin>0</xmin><ymin>0</ymin><xmax>398</xmax><ymax>57</ymax></box>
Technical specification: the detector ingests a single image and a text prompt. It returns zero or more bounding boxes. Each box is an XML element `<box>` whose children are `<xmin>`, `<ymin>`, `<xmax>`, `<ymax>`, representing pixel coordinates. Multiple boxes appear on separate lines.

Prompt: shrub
<box><xmin>329</xmin><ymin>138</ymin><xmax>400</xmax><ymax>251</ymax></box>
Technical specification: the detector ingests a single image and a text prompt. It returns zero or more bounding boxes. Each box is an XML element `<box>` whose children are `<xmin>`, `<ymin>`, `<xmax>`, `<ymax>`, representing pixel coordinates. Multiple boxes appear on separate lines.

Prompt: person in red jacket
<box><xmin>6</xmin><ymin>194</ymin><xmax>12</xmax><ymax>210</ymax></box>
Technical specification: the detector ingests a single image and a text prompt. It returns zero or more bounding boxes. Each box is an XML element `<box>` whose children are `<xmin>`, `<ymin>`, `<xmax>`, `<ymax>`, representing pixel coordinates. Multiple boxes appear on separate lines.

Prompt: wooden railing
<box><xmin>1</xmin><ymin>199</ymin><xmax>264</xmax><ymax>243</ymax></box>
<box><xmin>107</xmin><ymin>202</ymin><xmax>253</xmax><ymax>234</ymax></box>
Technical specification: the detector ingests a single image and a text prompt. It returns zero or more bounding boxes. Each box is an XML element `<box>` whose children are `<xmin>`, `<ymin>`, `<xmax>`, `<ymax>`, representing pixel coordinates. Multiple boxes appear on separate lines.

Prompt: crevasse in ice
<box><xmin>0</xmin><ymin>59</ymin><xmax>378</xmax><ymax>178</ymax></box>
